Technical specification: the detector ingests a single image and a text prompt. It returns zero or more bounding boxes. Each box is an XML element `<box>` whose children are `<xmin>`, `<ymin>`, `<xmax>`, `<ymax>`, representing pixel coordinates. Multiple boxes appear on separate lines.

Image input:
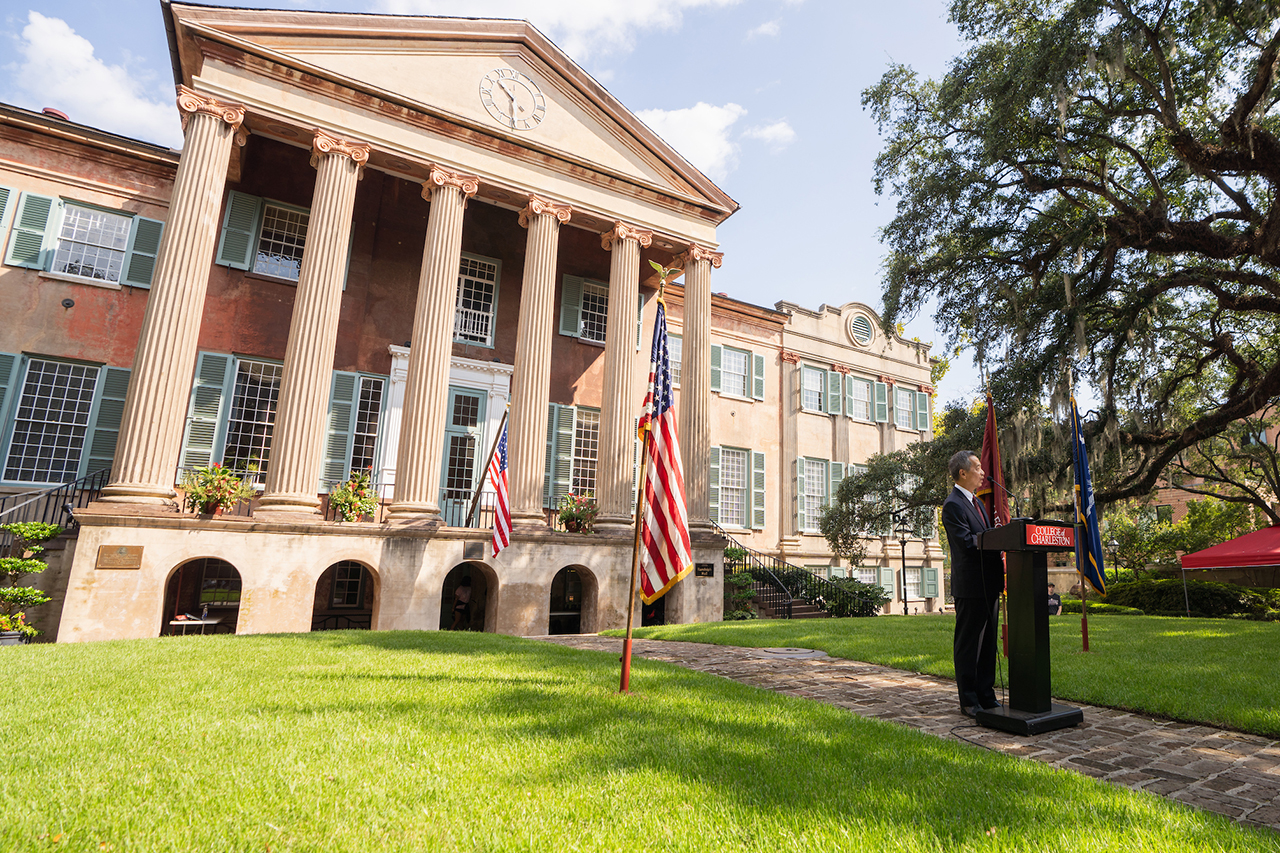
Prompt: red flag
<box><xmin>487</xmin><ymin>421</ymin><xmax>510</xmax><ymax>556</ymax></box>
<box><xmin>976</xmin><ymin>391</ymin><xmax>1010</xmax><ymax>526</ymax></box>
<box><xmin>637</xmin><ymin>297</ymin><xmax>693</xmax><ymax>603</ymax></box>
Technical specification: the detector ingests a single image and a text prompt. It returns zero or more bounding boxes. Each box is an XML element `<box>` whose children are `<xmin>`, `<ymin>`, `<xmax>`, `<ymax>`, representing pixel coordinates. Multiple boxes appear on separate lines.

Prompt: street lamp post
<box><xmin>894</xmin><ymin>512</ymin><xmax>912</xmax><ymax>616</ymax></box>
<box><xmin>1107</xmin><ymin>538</ymin><xmax>1120</xmax><ymax>585</ymax></box>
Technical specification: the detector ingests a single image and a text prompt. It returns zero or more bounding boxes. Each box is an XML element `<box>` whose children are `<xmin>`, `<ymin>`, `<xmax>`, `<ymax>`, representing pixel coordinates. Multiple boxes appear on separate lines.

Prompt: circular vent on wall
<box><xmin>848</xmin><ymin>313</ymin><xmax>874</xmax><ymax>346</ymax></box>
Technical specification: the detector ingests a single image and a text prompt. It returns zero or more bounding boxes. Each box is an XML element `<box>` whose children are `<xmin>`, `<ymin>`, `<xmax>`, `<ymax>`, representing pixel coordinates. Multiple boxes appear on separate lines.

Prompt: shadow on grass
<box><xmin>242</xmin><ymin>630</ymin><xmax>1246</xmax><ymax>848</ymax></box>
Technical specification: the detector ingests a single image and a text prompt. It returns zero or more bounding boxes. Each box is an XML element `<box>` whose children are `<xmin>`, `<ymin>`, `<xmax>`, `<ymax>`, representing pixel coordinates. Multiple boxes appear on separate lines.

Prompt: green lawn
<box><xmin>1</xmin><ymin>632</ymin><xmax>1277</xmax><ymax>852</ymax></box>
<box><xmin>621</xmin><ymin>614</ymin><xmax>1280</xmax><ymax>736</ymax></box>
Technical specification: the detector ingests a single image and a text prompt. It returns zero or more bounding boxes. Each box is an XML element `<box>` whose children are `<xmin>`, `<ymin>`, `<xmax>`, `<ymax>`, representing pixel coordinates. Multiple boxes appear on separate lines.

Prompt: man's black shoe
<box><xmin>960</xmin><ymin>705</ymin><xmax>980</xmax><ymax>718</ymax></box>
<box><xmin>981</xmin><ymin>701</ymin><xmax>1002</xmax><ymax>711</ymax></box>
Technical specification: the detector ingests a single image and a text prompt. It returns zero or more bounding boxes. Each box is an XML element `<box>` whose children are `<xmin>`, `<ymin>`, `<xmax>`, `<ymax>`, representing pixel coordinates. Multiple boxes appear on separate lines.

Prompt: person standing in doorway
<box><xmin>941</xmin><ymin>450</ymin><xmax>1005</xmax><ymax>718</ymax></box>
<box><xmin>450</xmin><ymin>575</ymin><xmax>472</xmax><ymax>631</ymax></box>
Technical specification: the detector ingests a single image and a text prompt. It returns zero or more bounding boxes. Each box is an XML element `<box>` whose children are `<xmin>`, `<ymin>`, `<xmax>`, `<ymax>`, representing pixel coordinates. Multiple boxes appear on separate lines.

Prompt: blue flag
<box><xmin>1071</xmin><ymin>396</ymin><xmax>1107</xmax><ymax>595</ymax></box>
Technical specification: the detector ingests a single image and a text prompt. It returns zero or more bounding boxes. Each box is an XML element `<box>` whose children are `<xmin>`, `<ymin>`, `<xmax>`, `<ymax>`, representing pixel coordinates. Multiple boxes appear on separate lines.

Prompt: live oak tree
<box><xmin>864</xmin><ymin>0</ymin><xmax>1280</xmax><ymax>505</ymax></box>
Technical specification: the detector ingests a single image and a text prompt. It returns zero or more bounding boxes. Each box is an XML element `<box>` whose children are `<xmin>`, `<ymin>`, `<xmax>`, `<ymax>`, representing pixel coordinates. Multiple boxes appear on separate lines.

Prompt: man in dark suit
<box><xmin>941</xmin><ymin>450</ymin><xmax>1004</xmax><ymax>717</ymax></box>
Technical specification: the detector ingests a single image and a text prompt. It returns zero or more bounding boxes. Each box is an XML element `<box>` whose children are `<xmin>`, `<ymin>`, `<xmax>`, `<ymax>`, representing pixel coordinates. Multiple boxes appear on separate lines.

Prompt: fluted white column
<box><xmin>101</xmin><ymin>87</ymin><xmax>246</xmax><ymax>504</ymax></box>
<box><xmin>595</xmin><ymin>221</ymin><xmax>652</xmax><ymax>531</ymax></box>
<box><xmin>386</xmin><ymin>168</ymin><xmax>478</xmax><ymax>520</ymax></box>
<box><xmin>674</xmin><ymin>245</ymin><xmax>722</xmax><ymax>528</ymax></box>
<box><xmin>259</xmin><ymin>130</ymin><xmax>370</xmax><ymax>512</ymax></box>
<box><xmin>508</xmin><ymin>196</ymin><xmax>572</xmax><ymax>522</ymax></box>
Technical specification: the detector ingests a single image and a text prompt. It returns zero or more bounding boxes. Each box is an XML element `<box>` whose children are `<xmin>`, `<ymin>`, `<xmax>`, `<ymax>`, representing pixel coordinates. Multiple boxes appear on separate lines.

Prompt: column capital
<box><xmin>600</xmin><ymin>220</ymin><xmax>653</xmax><ymax>251</ymax></box>
<box><xmin>519</xmin><ymin>195</ymin><xmax>573</xmax><ymax>228</ymax></box>
<box><xmin>781</xmin><ymin>351</ymin><xmax>801</xmax><ymax>364</ymax></box>
<box><xmin>176</xmin><ymin>85</ymin><xmax>245</xmax><ymax>130</ymax></box>
<box><xmin>833</xmin><ymin>364</ymin><xmax>852</xmax><ymax>375</ymax></box>
<box><xmin>422</xmin><ymin>166</ymin><xmax>480</xmax><ymax>202</ymax></box>
<box><xmin>674</xmin><ymin>243</ymin><xmax>724</xmax><ymax>269</ymax></box>
<box><xmin>310</xmin><ymin>129</ymin><xmax>372</xmax><ymax>176</ymax></box>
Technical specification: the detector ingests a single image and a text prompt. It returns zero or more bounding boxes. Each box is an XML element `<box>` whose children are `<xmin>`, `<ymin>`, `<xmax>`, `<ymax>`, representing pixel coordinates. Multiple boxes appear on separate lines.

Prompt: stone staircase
<box><xmin>751</xmin><ymin>581</ymin><xmax>831</xmax><ymax>620</ymax></box>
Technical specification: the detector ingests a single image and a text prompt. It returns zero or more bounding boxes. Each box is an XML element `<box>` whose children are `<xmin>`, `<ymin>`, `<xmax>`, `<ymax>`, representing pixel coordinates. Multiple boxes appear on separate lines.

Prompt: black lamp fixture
<box><xmin>1107</xmin><ymin>538</ymin><xmax>1120</xmax><ymax>584</ymax></box>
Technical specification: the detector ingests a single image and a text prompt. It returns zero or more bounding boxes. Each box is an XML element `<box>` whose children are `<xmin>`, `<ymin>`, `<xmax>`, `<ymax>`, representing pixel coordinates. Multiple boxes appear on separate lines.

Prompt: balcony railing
<box><xmin>453</xmin><ymin>306</ymin><xmax>493</xmax><ymax>346</ymax></box>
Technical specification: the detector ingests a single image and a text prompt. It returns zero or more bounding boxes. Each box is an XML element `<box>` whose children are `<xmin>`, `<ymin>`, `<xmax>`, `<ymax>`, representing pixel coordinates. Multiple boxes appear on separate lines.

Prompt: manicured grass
<box><xmin>3</xmin><ymin>632</ymin><xmax>1276</xmax><ymax>852</ymax></box>
<box><xmin>622</xmin><ymin>615</ymin><xmax>1280</xmax><ymax>736</ymax></box>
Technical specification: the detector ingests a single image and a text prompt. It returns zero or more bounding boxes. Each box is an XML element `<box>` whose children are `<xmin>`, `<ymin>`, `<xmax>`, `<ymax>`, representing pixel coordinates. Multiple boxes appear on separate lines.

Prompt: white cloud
<box><xmin>743</xmin><ymin>120</ymin><xmax>796</xmax><ymax>152</ymax></box>
<box><xmin>375</xmin><ymin>0</ymin><xmax>742</xmax><ymax>59</ymax></box>
<box><xmin>6</xmin><ymin>12</ymin><xmax>181</xmax><ymax>148</ymax></box>
<box><xmin>636</xmin><ymin>102</ymin><xmax>746</xmax><ymax>182</ymax></box>
<box><xmin>746</xmin><ymin>19</ymin><xmax>781</xmax><ymax>39</ymax></box>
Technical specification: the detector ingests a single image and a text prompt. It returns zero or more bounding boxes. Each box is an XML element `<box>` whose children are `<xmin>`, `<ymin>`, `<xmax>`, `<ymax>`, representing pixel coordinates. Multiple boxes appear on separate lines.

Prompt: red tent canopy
<box><xmin>1181</xmin><ymin>526</ymin><xmax>1280</xmax><ymax>569</ymax></box>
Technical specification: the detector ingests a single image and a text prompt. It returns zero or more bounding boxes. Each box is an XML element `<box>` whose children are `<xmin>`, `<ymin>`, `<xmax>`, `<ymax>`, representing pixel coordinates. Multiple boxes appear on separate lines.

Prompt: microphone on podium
<box><xmin>986</xmin><ymin>475</ymin><xmax>1033</xmax><ymax>523</ymax></box>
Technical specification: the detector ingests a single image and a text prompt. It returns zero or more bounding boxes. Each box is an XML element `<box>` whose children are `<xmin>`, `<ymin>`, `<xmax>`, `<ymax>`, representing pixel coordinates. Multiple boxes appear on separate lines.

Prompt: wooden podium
<box><xmin>976</xmin><ymin>519</ymin><xmax>1084</xmax><ymax>735</ymax></box>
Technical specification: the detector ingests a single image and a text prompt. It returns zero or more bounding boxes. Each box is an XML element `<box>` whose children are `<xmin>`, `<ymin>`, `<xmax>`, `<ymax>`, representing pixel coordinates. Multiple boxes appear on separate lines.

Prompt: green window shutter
<box><xmin>708</xmin><ymin>445</ymin><xmax>720</xmax><ymax>524</ymax></box>
<box><xmin>543</xmin><ymin>403</ymin><xmax>558</xmax><ymax>506</ymax></box>
<box><xmin>751</xmin><ymin>450</ymin><xmax>765</xmax><ymax>530</ymax></box>
<box><xmin>844</xmin><ymin>374</ymin><xmax>855</xmax><ymax>418</ymax></box>
<box><xmin>795</xmin><ymin>457</ymin><xmax>806</xmax><ymax>531</ymax></box>
<box><xmin>879</xmin><ymin>567</ymin><xmax>896</xmax><ymax>598</ymax></box>
<box><xmin>0</xmin><ymin>186</ymin><xmax>12</xmax><ymax>227</ymax></box>
<box><xmin>874</xmin><ymin>381</ymin><xmax>889</xmax><ymax>423</ymax></box>
<box><xmin>916</xmin><ymin>391</ymin><xmax>931</xmax><ymax>431</ymax></box>
<box><xmin>179</xmin><ymin>352</ymin><xmax>234</xmax><ymax>473</ymax></box>
<box><xmin>923</xmin><ymin>566</ymin><xmax>939</xmax><ymax>598</ymax></box>
<box><xmin>828</xmin><ymin>462</ymin><xmax>845</xmax><ymax>508</ymax></box>
<box><xmin>121</xmin><ymin>216</ymin><xmax>164</xmax><ymax>287</ymax></box>
<box><xmin>82</xmin><ymin>367</ymin><xmax>131</xmax><ymax>478</ymax></box>
<box><xmin>215</xmin><ymin>191</ymin><xmax>262</xmax><ymax>270</ymax></box>
<box><xmin>0</xmin><ymin>352</ymin><xmax>21</xmax><ymax>427</ymax></box>
<box><xmin>826</xmin><ymin>370</ymin><xmax>842</xmax><ymax>415</ymax></box>
<box><xmin>552</xmin><ymin>404</ymin><xmax>575</xmax><ymax>504</ymax></box>
<box><xmin>320</xmin><ymin>371</ymin><xmax>359</xmax><ymax>492</ymax></box>
<box><xmin>636</xmin><ymin>292</ymin><xmax>646</xmax><ymax>351</ymax></box>
<box><xmin>4</xmin><ymin>192</ymin><xmax>58</xmax><ymax>269</ymax></box>
<box><xmin>752</xmin><ymin>352</ymin><xmax>765</xmax><ymax>400</ymax></box>
<box><xmin>710</xmin><ymin>345</ymin><xmax>722</xmax><ymax>392</ymax></box>
<box><xmin>559</xmin><ymin>275</ymin><xmax>583</xmax><ymax>338</ymax></box>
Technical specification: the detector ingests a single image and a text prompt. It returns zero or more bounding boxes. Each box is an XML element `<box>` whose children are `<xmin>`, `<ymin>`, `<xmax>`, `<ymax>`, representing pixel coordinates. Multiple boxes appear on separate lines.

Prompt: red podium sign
<box><xmin>1026</xmin><ymin>524</ymin><xmax>1073</xmax><ymax>548</ymax></box>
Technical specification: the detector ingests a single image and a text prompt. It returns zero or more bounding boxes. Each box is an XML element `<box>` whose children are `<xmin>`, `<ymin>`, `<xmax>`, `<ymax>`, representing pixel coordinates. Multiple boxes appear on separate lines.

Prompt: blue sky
<box><xmin>0</xmin><ymin>0</ymin><xmax>981</xmax><ymax>403</ymax></box>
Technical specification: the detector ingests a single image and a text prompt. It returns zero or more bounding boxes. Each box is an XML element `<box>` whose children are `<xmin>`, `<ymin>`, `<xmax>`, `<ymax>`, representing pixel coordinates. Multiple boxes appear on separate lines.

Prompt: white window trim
<box><xmin>848</xmin><ymin>376</ymin><xmax>873</xmax><ymax>422</ymax></box>
<box><xmin>719</xmin><ymin>345</ymin><xmax>752</xmax><ymax>401</ymax></box>
<box><xmin>718</xmin><ymin>446</ymin><xmax>750</xmax><ymax>530</ymax></box>
<box><xmin>800</xmin><ymin>365</ymin><xmax>825</xmax><ymax>413</ymax></box>
<box><xmin>800</xmin><ymin>456</ymin><xmax>827</xmax><ymax>533</ymax></box>
<box><xmin>251</xmin><ymin>199</ymin><xmax>310</xmax><ymax>283</ymax></box>
<box><xmin>454</xmin><ymin>252</ymin><xmax>502</xmax><ymax>348</ymax></box>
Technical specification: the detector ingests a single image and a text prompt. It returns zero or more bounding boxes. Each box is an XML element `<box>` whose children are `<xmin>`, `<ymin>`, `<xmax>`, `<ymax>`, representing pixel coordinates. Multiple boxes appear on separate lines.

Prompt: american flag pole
<box><xmin>619</xmin><ymin>415</ymin><xmax>652</xmax><ymax>693</ymax></box>
<box><xmin>466</xmin><ymin>404</ymin><xmax>510</xmax><ymax>528</ymax></box>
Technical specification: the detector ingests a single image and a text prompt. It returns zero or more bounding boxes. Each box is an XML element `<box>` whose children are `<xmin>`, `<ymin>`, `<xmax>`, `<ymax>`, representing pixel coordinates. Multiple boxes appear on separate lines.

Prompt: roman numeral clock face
<box><xmin>479</xmin><ymin>68</ymin><xmax>547</xmax><ymax>131</ymax></box>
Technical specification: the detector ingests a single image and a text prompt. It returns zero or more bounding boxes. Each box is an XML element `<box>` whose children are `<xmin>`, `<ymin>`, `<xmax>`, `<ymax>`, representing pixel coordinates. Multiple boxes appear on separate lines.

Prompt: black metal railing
<box><xmin>714</xmin><ymin>522</ymin><xmax>885</xmax><ymax>619</ymax></box>
<box><xmin>0</xmin><ymin>468</ymin><xmax>111</xmax><ymax>548</ymax></box>
<box><xmin>311</xmin><ymin>613</ymin><xmax>372</xmax><ymax>631</ymax></box>
<box><xmin>715</xmin><ymin>522</ymin><xmax>795</xmax><ymax>619</ymax></box>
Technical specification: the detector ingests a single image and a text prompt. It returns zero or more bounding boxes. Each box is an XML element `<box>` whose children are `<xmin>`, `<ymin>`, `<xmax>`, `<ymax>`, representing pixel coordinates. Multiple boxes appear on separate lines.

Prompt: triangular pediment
<box><xmin>166</xmin><ymin>5</ymin><xmax>736</xmax><ymax>217</ymax></box>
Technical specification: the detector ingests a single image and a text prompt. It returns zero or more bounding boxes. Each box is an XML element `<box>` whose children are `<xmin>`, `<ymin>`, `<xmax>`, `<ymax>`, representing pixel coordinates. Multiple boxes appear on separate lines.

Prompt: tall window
<box><xmin>351</xmin><ymin>377</ymin><xmax>383</xmax><ymax>472</ymax></box>
<box><xmin>721</xmin><ymin>347</ymin><xmax>749</xmax><ymax>397</ymax></box>
<box><xmin>856</xmin><ymin>566</ymin><xmax>878</xmax><ymax>585</ymax></box>
<box><xmin>572</xmin><ymin>409</ymin><xmax>600</xmax><ymax>493</ymax></box>
<box><xmin>223</xmin><ymin>360</ymin><xmax>282</xmax><ymax>483</ymax></box>
<box><xmin>443</xmin><ymin>392</ymin><xmax>482</xmax><ymax>503</ymax></box>
<box><xmin>455</xmin><ymin>256</ymin><xmax>499</xmax><ymax>345</ymax></box>
<box><xmin>905</xmin><ymin>567</ymin><xmax>922</xmax><ymax>599</ymax></box>
<box><xmin>580</xmin><ymin>280</ymin><xmax>608</xmax><ymax>343</ymax></box>
<box><xmin>719</xmin><ymin>447</ymin><xmax>748</xmax><ymax>528</ymax></box>
<box><xmin>51</xmin><ymin>205</ymin><xmax>131</xmax><ymax>283</ymax></box>
<box><xmin>331</xmin><ymin>561</ymin><xmax>365</xmax><ymax>608</ymax></box>
<box><xmin>801</xmin><ymin>366</ymin><xmax>824</xmax><ymax>411</ymax></box>
<box><xmin>3</xmin><ymin>359</ymin><xmax>98</xmax><ymax>482</ymax></box>
<box><xmin>849</xmin><ymin>378</ymin><xmax>871</xmax><ymax>420</ymax></box>
<box><xmin>669</xmin><ymin>334</ymin><xmax>682</xmax><ymax>387</ymax></box>
<box><xmin>801</xmin><ymin>458</ymin><xmax>827</xmax><ymax>531</ymax></box>
<box><xmin>895</xmin><ymin>387</ymin><xmax>915</xmax><ymax>429</ymax></box>
<box><xmin>253</xmin><ymin>203</ymin><xmax>309</xmax><ymax>281</ymax></box>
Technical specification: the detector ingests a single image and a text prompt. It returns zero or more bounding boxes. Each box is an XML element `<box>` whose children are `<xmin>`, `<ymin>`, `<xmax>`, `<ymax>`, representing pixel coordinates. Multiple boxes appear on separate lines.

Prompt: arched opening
<box><xmin>549</xmin><ymin>566</ymin><xmax>599</xmax><ymax>635</ymax></box>
<box><xmin>160</xmin><ymin>558</ymin><xmax>242</xmax><ymax>636</ymax></box>
<box><xmin>312</xmin><ymin>561</ymin><xmax>379</xmax><ymax>631</ymax></box>
<box><xmin>440</xmin><ymin>561</ymin><xmax>494</xmax><ymax>632</ymax></box>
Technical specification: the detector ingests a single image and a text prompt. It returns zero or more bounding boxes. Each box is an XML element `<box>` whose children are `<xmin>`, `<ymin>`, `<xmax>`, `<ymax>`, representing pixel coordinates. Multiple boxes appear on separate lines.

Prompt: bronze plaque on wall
<box><xmin>96</xmin><ymin>545</ymin><xmax>143</xmax><ymax>570</ymax></box>
<box><xmin>463</xmin><ymin>541</ymin><xmax>485</xmax><ymax>561</ymax></box>
<box><xmin>695</xmin><ymin>563</ymin><xmax>715</xmax><ymax>578</ymax></box>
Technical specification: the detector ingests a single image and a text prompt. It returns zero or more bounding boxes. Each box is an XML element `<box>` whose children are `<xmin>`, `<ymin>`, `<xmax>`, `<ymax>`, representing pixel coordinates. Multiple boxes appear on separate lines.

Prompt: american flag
<box><xmin>488</xmin><ymin>420</ymin><xmax>511</xmax><ymax>556</ymax></box>
<box><xmin>637</xmin><ymin>297</ymin><xmax>693</xmax><ymax>603</ymax></box>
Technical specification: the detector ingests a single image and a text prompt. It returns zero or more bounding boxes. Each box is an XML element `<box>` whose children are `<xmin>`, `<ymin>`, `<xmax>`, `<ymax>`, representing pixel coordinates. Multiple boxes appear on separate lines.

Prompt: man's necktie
<box><xmin>973</xmin><ymin>495</ymin><xmax>987</xmax><ymax>526</ymax></box>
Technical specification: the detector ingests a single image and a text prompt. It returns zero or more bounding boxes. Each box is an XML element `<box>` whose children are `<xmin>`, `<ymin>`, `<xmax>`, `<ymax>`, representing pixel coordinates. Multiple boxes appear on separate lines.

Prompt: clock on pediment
<box><xmin>479</xmin><ymin>68</ymin><xmax>547</xmax><ymax>131</ymax></box>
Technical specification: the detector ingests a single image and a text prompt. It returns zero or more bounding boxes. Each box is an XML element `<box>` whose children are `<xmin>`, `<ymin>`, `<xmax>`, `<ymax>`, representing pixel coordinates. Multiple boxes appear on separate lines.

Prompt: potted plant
<box><xmin>557</xmin><ymin>492</ymin><xmax>598</xmax><ymax>533</ymax></box>
<box><xmin>329</xmin><ymin>469</ymin><xmax>381</xmax><ymax>522</ymax></box>
<box><xmin>180</xmin><ymin>463</ymin><xmax>256</xmax><ymax>515</ymax></box>
<box><xmin>1</xmin><ymin>521</ymin><xmax>61</xmax><ymax>643</ymax></box>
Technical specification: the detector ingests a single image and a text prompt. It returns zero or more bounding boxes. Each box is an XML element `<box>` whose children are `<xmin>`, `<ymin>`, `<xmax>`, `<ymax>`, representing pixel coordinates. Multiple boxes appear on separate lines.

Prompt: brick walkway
<box><xmin>540</xmin><ymin>635</ymin><xmax>1280</xmax><ymax>832</ymax></box>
